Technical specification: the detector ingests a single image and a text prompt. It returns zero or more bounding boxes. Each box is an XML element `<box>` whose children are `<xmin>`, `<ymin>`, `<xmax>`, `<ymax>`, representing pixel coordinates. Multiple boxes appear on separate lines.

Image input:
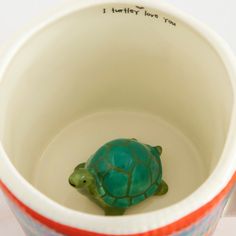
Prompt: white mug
<box><xmin>0</xmin><ymin>0</ymin><xmax>236</xmax><ymax>235</ymax></box>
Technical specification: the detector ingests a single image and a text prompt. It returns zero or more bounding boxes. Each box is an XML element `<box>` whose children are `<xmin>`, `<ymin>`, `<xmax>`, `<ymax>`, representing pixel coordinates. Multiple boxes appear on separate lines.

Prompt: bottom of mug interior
<box><xmin>32</xmin><ymin>110</ymin><xmax>207</xmax><ymax>215</ymax></box>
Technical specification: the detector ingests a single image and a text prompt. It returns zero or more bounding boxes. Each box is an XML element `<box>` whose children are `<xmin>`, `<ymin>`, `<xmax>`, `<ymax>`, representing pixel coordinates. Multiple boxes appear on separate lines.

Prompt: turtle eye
<box><xmin>83</xmin><ymin>180</ymin><xmax>87</xmax><ymax>184</ymax></box>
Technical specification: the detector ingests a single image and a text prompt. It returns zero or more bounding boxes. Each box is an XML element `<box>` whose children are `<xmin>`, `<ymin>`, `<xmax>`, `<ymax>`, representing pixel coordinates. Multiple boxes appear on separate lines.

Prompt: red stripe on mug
<box><xmin>0</xmin><ymin>173</ymin><xmax>236</xmax><ymax>236</ymax></box>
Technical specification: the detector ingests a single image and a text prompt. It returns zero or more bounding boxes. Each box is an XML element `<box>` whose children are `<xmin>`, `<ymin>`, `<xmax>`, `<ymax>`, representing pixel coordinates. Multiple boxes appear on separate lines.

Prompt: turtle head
<box><xmin>69</xmin><ymin>168</ymin><xmax>94</xmax><ymax>189</ymax></box>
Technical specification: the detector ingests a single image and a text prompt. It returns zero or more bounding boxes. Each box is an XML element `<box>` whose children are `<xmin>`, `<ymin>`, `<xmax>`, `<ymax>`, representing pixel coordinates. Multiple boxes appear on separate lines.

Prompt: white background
<box><xmin>0</xmin><ymin>0</ymin><xmax>236</xmax><ymax>235</ymax></box>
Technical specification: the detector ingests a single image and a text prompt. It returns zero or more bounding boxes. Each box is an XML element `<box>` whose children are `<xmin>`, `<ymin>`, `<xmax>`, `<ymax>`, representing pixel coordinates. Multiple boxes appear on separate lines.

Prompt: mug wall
<box><xmin>0</xmin><ymin>3</ymin><xmax>233</xmax><ymax>192</ymax></box>
<box><xmin>1</xmin><ymin>178</ymin><xmax>235</xmax><ymax>235</ymax></box>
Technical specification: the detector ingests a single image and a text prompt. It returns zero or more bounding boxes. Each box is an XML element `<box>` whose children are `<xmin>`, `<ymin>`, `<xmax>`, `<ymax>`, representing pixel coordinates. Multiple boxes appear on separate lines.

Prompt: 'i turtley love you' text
<box><xmin>102</xmin><ymin>5</ymin><xmax>177</xmax><ymax>27</ymax></box>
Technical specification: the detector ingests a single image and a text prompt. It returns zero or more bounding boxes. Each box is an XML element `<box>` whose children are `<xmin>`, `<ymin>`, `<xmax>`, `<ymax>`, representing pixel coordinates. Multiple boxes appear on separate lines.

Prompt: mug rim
<box><xmin>0</xmin><ymin>0</ymin><xmax>236</xmax><ymax>234</ymax></box>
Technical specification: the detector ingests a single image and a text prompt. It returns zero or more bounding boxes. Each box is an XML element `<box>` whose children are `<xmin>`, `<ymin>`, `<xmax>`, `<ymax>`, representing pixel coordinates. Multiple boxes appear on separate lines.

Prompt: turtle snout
<box><xmin>69</xmin><ymin>174</ymin><xmax>78</xmax><ymax>188</ymax></box>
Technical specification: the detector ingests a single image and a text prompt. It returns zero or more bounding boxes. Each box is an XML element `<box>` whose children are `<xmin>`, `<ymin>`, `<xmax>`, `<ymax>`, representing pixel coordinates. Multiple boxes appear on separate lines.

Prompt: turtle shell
<box><xmin>86</xmin><ymin>139</ymin><xmax>162</xmax><ymax>208</ymax></box>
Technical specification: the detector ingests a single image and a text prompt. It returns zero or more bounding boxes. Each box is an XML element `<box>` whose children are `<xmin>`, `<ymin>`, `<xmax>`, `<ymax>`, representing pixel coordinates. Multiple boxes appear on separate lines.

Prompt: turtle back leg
<box><xmin>155</xmin><ymin>180</ymin><xmax>168</xmax><ymax>196</ymax></box>
<box><xmin>153</xmin><ymin>146</ymin><xmax>162</xmax><ymax>155</ymax></box>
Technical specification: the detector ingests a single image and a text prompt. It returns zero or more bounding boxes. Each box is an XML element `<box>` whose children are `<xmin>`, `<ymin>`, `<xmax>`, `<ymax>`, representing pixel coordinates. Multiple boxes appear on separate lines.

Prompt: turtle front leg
<box><xmin>74</xmin><ymin>162</ymin><xmax>86</xmax><ymax>171</ymax></box>
<box><xmin>104</xmin><ymin>207</ymin><xmax>126</xmax><ymax>216</ymax></box>
<box><xmin>92</xmin><ymin>196</ymin><xmax>126</xmax><ymax>216</ymax></box>
<box><xmin>155</xmin><ymin>180</ymin><xmax>168</xmax><ymax>196</ymax></box>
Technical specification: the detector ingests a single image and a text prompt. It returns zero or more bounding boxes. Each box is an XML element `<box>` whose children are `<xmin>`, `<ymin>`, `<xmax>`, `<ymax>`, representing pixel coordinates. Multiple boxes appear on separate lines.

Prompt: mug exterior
<box><xmin>0</xmin><ymin>175</ymin><xmax>236</xmax><ymax>236</ymax></box>
<box><xmin>1</xmin><ymin>0</ymin><xmax>236</xmax><ymax>236</ymax></box>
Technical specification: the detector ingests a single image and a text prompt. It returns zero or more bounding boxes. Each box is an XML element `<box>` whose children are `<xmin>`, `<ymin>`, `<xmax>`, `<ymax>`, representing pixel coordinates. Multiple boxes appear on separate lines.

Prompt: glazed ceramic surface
<box><xmin>69</xmin><ymin>138</ymin><xmax>167</xmax><ymax>215</ymax></box>
<box><xmin>0</xmin><ymin>0</ymin><xmax>236</xmax><ymax>235</ymax></box>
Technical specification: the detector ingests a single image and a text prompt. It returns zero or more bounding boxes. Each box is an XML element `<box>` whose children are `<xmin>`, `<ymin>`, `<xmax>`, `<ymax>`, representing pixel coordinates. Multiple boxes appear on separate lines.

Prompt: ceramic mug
<box><xmin>0</xmin><ymin>0</ymin><xmax>236</xmax><ymax>235</ymax></box>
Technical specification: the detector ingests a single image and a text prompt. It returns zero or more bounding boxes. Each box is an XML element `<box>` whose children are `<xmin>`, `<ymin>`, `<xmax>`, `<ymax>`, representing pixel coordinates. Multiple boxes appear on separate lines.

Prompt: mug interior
<box><xmin>0</xmin><ymin>3</ymin><xmax>233</xmax><ymax>215</ymax></box>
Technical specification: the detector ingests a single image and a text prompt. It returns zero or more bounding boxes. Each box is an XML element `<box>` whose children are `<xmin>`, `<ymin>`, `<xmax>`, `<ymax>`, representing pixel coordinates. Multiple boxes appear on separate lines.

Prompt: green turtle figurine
<box><xmin>69</xmin><ymin>138</ymin><xmax>168</xmax><ymax>216</ymax></box>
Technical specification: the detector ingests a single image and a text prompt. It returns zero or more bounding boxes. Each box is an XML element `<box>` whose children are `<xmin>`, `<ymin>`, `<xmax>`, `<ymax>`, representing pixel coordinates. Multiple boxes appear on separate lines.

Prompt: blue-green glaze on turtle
<box><xmin>69</xmin><ymin>138</ymin><xmax>168</xmax><ymax>216</ymax></box>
